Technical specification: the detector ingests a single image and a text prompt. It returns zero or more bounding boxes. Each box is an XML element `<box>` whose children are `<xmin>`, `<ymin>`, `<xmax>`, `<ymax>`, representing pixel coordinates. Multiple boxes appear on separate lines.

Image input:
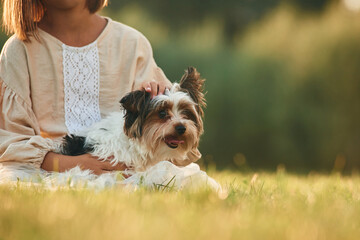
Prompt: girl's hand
<box><xmin>42</xmin><ymin>152</ymin><xmax>127</xmax><ymax>175</ymax></box>
<box><xmin>141</xmin><ymin>80</ymin><xmax>172</xmax><ymax>98</ymax></box>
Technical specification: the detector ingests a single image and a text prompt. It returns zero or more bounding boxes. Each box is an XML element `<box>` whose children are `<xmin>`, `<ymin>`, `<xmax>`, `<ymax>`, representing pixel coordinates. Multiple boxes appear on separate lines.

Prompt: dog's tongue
<box><xmin>166</xmin><ymin>137</ymin><xmax>184</xmax><ymax>145</ymax></box>
<box><xmin>169</xmin><ymin>139</ymin><xmax>184</xmax><ymax>145</ymax></box>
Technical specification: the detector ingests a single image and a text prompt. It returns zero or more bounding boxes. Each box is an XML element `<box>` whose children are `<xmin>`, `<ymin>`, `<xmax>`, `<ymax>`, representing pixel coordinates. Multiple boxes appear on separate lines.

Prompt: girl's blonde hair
<box><xmin>2</xmin><ymin>0</ymin><xmax>108</xmax><ymax>42</ymax></box>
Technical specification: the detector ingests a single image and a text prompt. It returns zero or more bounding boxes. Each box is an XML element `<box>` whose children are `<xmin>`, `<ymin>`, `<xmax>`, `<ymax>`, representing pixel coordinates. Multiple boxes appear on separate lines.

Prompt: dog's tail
<box><xmin>60</xmin><ymin>134</ymin><xmax>94</xmax><ymax>156</ymax></box>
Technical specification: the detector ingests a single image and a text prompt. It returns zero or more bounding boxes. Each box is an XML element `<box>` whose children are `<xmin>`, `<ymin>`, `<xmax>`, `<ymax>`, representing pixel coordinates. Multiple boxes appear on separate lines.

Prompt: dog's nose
<box><xmin>175</xmin><ymin>125</ymin><xmax>186</xmax><ymax>135</ymax></box>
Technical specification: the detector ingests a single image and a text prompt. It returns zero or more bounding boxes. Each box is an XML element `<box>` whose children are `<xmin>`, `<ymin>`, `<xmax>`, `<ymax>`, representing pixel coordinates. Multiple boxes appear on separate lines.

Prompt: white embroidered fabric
<box><xmin>62</xmin><ymin>41</ymin><xmax>101</xmax><ymax>134</ymax></box>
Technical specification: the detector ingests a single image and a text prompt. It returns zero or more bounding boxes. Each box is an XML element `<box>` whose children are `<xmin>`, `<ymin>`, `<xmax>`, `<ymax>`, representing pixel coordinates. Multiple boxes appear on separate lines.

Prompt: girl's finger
<box><xmin>111</xmin><ymin>162</ymin><xmax>127</xmax><ymax>171</ymax></box>
<box><xmin>100</xmin><ymin>160</ymin><xmax>127</xmax><ymax>171</ymax></box>
<box><xmin>93</xmin><ymin>169</ymin><xmax>111</xmax><ymax>175</ymax></box>
<box><xmin>158</xmin><ymin>83</ymin><xmax>165</xmax><ymax>95</ymax></box>
<box><xmin>122</xmin><ymin>173</ymin><xmax>131</xmax><ymax>179</ymax></box>
<box><xmin>99</xmin><ymin>160</ymin><xmax>116</xmax><ymax>170</ymax></box>
<box><xmin>141</xmin><ymin>82</ymin><xmax>151</xmax><ymax>92</ymax></box>
<box><xmin>150</xmin><ymin>81</ymin><xmax>158</xmax><ymax>98</ymax></box>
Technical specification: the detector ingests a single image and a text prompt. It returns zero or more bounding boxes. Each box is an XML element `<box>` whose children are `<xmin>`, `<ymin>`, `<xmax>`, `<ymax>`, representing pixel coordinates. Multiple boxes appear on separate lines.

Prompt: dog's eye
<box><xmin>182</xmin><ymin>110</ymin><xmax>196</xmax><ymax>122</ymax></box>
<box><xmin>158</xmin><ymin>110</ymin><xmax>168</xmax><ymax>119</ymax></box>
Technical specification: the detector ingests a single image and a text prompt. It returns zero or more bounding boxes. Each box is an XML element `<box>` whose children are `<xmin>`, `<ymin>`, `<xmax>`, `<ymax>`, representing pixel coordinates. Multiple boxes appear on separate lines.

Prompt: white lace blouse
<box><xmin>62</xmin><ymin>41</ymin><xmax>102</xmax><ymax>134</ymax></box>
<box><xmin>0</xmin><ymin>18</ymin><xmax>170</xmax><ymax>167</ymax></box>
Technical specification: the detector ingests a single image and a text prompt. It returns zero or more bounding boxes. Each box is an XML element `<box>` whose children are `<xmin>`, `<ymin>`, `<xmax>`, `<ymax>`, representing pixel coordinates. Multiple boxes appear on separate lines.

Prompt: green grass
<box><xmin>1</xmin><ymin>171</ymin><xmax>359</xmax><ymax>240</ymax></box>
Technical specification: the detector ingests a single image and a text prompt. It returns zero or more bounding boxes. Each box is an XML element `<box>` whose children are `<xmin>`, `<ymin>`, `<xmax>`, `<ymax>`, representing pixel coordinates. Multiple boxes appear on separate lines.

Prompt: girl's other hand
<box><xmin>42</xmin><ymin>152</ymin><xmax>127</xmax><ymax>176</ymax></box>
<box><xmin>141</xmin><ymin>80</ymin><xmax>171</xmax><ymax>98</ymax></box>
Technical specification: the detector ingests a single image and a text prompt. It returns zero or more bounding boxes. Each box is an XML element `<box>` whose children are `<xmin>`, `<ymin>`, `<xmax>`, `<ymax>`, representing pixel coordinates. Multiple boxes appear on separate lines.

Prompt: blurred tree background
<box><xmin>1</xmin><ymin>0</ymin><xmax>359</xmax><ymax>173</ymax></box>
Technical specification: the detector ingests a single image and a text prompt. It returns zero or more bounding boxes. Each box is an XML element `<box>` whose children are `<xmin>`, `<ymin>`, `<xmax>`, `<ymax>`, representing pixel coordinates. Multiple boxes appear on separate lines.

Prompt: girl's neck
<box><xmin>38</xmin><ymin>7</ymin><xmax>107</xmax><ymax>47</ymax></box>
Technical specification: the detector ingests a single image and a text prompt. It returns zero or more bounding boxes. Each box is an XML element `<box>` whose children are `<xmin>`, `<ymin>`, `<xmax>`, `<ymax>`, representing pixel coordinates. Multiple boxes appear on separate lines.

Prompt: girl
<box><xmin>0</xmin><ymin>0</ymin><xmax>174</xmax><ymax>175</ymax></box>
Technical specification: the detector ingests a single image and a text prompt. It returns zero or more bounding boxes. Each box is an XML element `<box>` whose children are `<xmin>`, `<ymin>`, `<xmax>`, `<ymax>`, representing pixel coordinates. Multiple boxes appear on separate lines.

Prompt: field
<box><xmin>1</xmin><ymin>171</ymin><xmax>359</xmax><ymax>240</ymax></box>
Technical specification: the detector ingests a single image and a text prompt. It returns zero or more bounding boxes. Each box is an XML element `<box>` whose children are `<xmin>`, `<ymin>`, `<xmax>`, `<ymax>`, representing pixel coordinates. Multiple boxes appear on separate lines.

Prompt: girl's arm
<box><xmin>0</xmin><ymin>79</ymin><xmax>55</xmax><ymax>168</ymax></box>
<box><xmin>0</xmin><ymin>38</ymin><xmax>54</xmax><ymax>168</ymax></box>
<box><xmin>132</xmin><ymin>33</ymin><xmax>172</xmax><ymax>95</ymax></box>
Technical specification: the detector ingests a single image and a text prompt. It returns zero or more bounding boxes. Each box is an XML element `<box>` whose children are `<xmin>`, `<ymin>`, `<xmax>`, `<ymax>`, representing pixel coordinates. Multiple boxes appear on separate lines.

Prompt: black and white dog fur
<box><xmin>60</xmin><ymin>67</ymin><xmax>206</xmax><ymax>172</ymax></box>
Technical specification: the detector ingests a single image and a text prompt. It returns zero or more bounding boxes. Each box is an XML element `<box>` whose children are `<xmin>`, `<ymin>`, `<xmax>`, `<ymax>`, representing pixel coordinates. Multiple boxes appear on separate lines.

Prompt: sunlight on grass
<box><xmin>1</xmin><ymin>171</ymin><xmax>359</xmax><ymax>240</ymax></box>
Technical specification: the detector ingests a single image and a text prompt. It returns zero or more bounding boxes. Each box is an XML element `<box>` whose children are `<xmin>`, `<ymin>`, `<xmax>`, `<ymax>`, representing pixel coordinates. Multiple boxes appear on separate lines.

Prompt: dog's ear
<box><xmin>179</xmin><ymin>67</ymin><xmax>206</xmax><ymax>117</ymax></box>
<box><xmin>120</xmin><ymin>90</ymin><xmax>150</xmax><ymax>112</ymax></box>
<box><xmin>120</xmin><ymin>90</ymin><xmax>151</xmax><ymax>138</ymax></box>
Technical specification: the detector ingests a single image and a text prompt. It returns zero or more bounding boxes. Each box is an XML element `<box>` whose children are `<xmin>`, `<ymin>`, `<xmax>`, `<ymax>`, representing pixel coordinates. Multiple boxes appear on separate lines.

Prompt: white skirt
<box><xmin>0</xmin><ymin>161</ymin><xmax>222</xmax><ymax>192</ymax></box>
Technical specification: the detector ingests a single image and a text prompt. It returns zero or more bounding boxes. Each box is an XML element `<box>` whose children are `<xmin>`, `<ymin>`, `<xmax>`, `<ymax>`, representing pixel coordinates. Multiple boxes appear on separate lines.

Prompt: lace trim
<box><xmin>62</xmin><ymin>41</ymin><xmax>101</xmax><ymax>134</ymax></box>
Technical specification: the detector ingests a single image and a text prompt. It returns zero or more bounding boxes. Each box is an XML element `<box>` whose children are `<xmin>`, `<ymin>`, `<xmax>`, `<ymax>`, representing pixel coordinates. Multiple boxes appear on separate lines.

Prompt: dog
<box><xmin>60</xmin><ymin>67</ymin><xmax>206</xmax><ymax>172</ymax></box>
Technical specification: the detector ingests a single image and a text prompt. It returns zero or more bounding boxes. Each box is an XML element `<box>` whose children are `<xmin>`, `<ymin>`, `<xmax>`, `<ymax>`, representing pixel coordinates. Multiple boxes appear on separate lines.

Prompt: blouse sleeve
<box><xmin>0</xmin><ymin>81</ymin><xmax>55</xmax><ymax>167</ymax></box>
<box><xmin>0</xmin><ymin>38</ymin><xmax>56</xmax><ymax>168</ymax></box>
<box><xmin>132</xmin><ymin>34</ymin><xmax>171</xmax><ymax>90</ymax></box>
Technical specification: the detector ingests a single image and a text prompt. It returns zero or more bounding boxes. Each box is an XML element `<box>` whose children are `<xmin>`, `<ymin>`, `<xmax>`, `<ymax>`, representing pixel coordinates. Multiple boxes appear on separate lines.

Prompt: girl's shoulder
<box><xmin>0</xmin><ymin>35</ymin><xmax>28</xmax><ymax>80</ymax></box>
<box><xmin>1</xmin><ymin>35</ymin><xmax>27</xmax><ymax>58</ymax></box>
<box><xmin>105</xmin><ymin>18</ymin><xmax>151</xmax><ymax>45</ymax></box>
